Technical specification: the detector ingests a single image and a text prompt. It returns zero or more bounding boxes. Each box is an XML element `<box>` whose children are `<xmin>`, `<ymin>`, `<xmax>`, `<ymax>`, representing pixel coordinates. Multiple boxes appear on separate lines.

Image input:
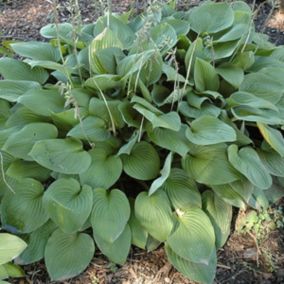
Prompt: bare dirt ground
<box><xmin>1</xmin><ymin>1</ymin><xmax>284</xmax><ymax>283</ymax></box>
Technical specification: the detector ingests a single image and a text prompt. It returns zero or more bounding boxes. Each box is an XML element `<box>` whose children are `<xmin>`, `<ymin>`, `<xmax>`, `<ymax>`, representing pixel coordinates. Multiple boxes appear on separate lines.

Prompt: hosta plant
<box><xmin>1</xmin><ymin>1</ymin><xmax>284</xmax><ymax>283</ymax></box>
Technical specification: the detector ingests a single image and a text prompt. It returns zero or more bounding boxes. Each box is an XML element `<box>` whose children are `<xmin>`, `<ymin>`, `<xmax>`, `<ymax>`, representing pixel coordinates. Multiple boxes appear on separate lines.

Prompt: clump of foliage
<box><xmin>0</xmin><ymin>1</ymin><xmax>284</xmax><ymax>283</ymax></box>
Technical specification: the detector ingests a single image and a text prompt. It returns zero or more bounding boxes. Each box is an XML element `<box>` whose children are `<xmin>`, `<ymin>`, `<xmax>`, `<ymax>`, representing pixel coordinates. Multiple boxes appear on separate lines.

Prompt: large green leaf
<box><xmin>211</xmin><ymin>179</ymin><xmax>253</xmax><ymax>209</ymax></box>
<box><xmin>67</xmin><ymin>116</ymin><xmax>110</xmax><ymax>142</ymax></box>
<box><xmin>16</xmin><ymin>221</ymin><xmax>57</xmax><ymax>265</ymax></box>
<box><xmin>3</xmin><ymin>123</ymin><xmax>58</xmax><ymax>161</ymax></box>
<box><xmin>150</xmin><ymin>22</ymin><xmax>177</xmax><ymax>54</ymax></box>
<box><xmin>6</xmin><ymin>160</ymin><xmax>51</xmax><ymax>182</ymax></box>
<box><xmin>216</xmin><ymin>64</ymin><xmax>244</xmax><ymax>88</ymax></box>
<box><xmin>1</xmin><ymin>178</ymin><xmax>49</xmax><ymax>233</ymax></box>
<box><xmin>215</xmin><ymin>10</ymin><xmax>251</xmax><ymax>43</ymax></box>
<box><xmin>0</xmin><ymin>234</ymin><xmax>27</xmax><ymax>265</ymax></box>
<box><xmin>11</xmin><ymin>42</ymin><xmax>60</xmax><ymax>61</ymax></box>
<box><xmin>93</xmin><ymin>14</ymin><xmax>135</xmax><ymax>47</ymax></box>
<box><xmin>258</xmin><ymin>149</ymin><xmax>284</xmax><ymax>177</ymax></box>
<box><xmin>228</xmin><ymin>145</ymin><xmax>272</xmax><ymax>189</ymax></box>
<box><xmin>91</xmin><ymin>188</ymin><xmax>130</xmax><ymax>242</ymax></box>
<box><xmin>163</xmin><ymin>168</ymin><xmax>201</xmax><ymax>210</ymax></box>
<box><xmin>148</xmin><ymin>125</ymin><xmax>191</xmax><ymax>157</ymax></box>
<box><xmin>93</xmin><ymin>225</ymin><xmax>131</xmax><ymax>265</ymax></box>
<box><xmin>165</xmin><ymin>245</ymin><xmax>216</xmax><ymax>284</ymax></box>
<box><xmin>45</xmin><ymin>230</ymin><xmax>95</xmax><ymax>281</ymax></box>
<box><xmin>202</xmin><ymin>191</ymin><xmax>232</xmax><ymax>248</ymax></box>
<box><xmin>122</xmin><ymin>141</ymin><xmax>160</xmax><ymax>181</ymax></box>
<box><xmin>43</xmin><ymin>178</ymin><xmax>93</xmax><ymax>233</ymax></box>
<box><xmin>17</xmin><ymin>89</ymin><xmax>65</xmax><ymax>116</ymax></box>
<box><xmin>0</xmin><ymin>80</ymin><xmax>41</xmax><ymax>102</ymax></box>
<box><xmin>134</xmin><ymin>104</ymin><xmax>181</xmax><ymax>131</ymax></box>
<box><xmin>183</xmin><ymin>144</ymin><xmax>240</xmax><ymax>185</ymax></box>
<box><xmin>134</xmin><ymin>191</ymin><xmax>174</xmax><ymax>242</ymax></box>
<box><xmin>167</xmin><ymin>207</ymin><xmax>215</xmax><ymax>263</ymax></box>
<box><xmin>85</xmin><ymin>74</ymin><xmax>122</xmax><ymax>91</ymax></box>
<box><xmin>0</xmin><ymin>58</ymin><xmax>48</xmax><ymax>84</ymax></box>
<box><xmin>239</xmin><ymin>67</ymin><xmax>284</xmax><ymax>104</ymax></box>
<box><xmin>129</xmin><ymin>210</ymin><xmax>148</xmax><ymax>249</ymax></box>
<box><xmin>189</xmin><ymin>2</ymin><xmax>234</xmax><ymax>34</ymax></box>
<box><xmin>257</xmin><ymin>123</ymin><xmax>284</xmax><ymax>157</ymax></box>
<box><xmin>149</xmin><ymin>152</ymin><xmax>173</xmax><ymax>195</ymax></box>
<box><xmin>227</xmin><ymin>91</ymin><xmax>278</xmax><ymax>111</ymax></box>
<box><xmin>89</xmin><ymin>97</ymin><xmax>125</xmax><ymax>129</ymax></box>
<box><xmin>0</xmin><ymin>262</ymin><xmax>25</xmax><ymax>279</ymax></box>
<box><xmin>80</xmin><ymin>144</ymin><xmax>122</xmax><ymax>189</ymax></box>
<box><xmin>194</xmin><ymin>58</ymin><xmax>219</xmax><ymax>92</ymax></box>
<box><xmin>231</xmin><ymin>106</ymin><xmax>283</xmax><ymax>125</ymax></box>
<box><xmin>89</xmin><ymin>27</ymin><xmax>123</xmax><ymax>74</ymax></box>
<box><xmin>40</xmin><ymin>23</ymin><xmax>73</xmax><ymax>43</ymax></box>
<box><xmin>29</xmin><ymin>138</ymin><xmax>91</xmax><ymax>174</ymax></box>
<box><xmin>185</xmin><ymin>115</ymin><xmax>236</xmax><ymax>145</ymax></box>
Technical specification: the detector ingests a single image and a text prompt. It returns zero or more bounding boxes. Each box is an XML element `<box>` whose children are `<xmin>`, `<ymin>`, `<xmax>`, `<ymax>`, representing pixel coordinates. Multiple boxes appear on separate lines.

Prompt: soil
<box><xmin>1</xmin><ymin>0</ymin><xmax>284</xmax><ymax>283</ymax></box>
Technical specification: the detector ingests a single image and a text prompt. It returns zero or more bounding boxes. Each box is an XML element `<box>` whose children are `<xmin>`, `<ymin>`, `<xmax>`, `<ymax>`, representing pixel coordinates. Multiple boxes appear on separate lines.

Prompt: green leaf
<box><xmin>0</xmin><ymin>263</ymin><xmax>25</xmax><ymax>279</ymax></box>
<box><xmin>18</xmin><ymin>89</ymin><xmax>65</xmax><ymax>116</ymax></box>
<box><xmin>43</xmin><ymin>178</ymin><xmax>93</xmax><ymax>234</ymax></box>
<box><xmin>189</xmin><ymin>2</ymin><xmax>234</xmax><ymax>33</ymax></box>
<box><xmin>227</xmin><ymin>91</ymin><xmax>278</xmax><ymax>111</ymax></box>
<box><xmin>89</xmin><ymin>97</ymin><xmax>125</xmax><ymax>129</ymax></box>
<box><xmin>231</xmin><ymin>106</ymin><xmax>283</xmax><ymax>125</ymax></box>
<box><xmin>40</xmin><ymin>23</ymin><xmax>73</xmax><ymax>43</ymax></box>
<box><xmin>149</xmin><ymin>152</ymin><xmax>173</xmax><ymax>195</ymax></box>
<box><xmin>0</xmin><ymin>58</ymin><xmax>48</xmax><ymax>84</ymax></box>
<box><xmin>135</xmin><ymin>191</ymin><xmax>174</xmax><ymax>242</ymax></box>
<box><xmin>80</xmin><ymin>144</ymin><xmax>122</xmax><ymax>189</ymax></box>
<box><xmin>211</xmin><ymin>179</ymin><xmax>253</xmax><ymax>209</ymax></box>
<box><xmin>85</xmin><ymin>75</ymin><xmax>122</xmax><ymax>91</ymax></box>
<box><xmin>133</xmin><ymin>105</ymin><xmax>181</xmax><ymax>131</ymax></box>
<box><xmin>1</xmin><ymin>178</ymin><xmax>49</xmax><ymax>233</ymax></box>
<box><xmin>89</xmin><ymin>27</ymin><xmax>123</xmax><ymax>74</ymax></box>
<box><xmin>257</xmin><ymin>123</ymin><xmax>284</xmax><ymax>157</ymax></box>
<box><xmin>162</xmin><ymin>63</ymin><xmax>187</xmax><ymax>83</ymax></box>
<box><xmin>228</xmin><ymin>145</ymin><xmax>272</xmax><ymax>189</ymax></box>
<box><xmin>93</xmin><ymin>225</ymin><xmax>131</xmax><ymax>265</ymax></box>
<box><xmin>129</xmin><ymin>210</ymin><xmax>148</xmax><ymax>249</ymax></box>
<box><xmin>29</xmin><ymin>138</ymin><xmax>91</xmax><ymax>174</ymax></box>
<box><xmin>163</xmin><ymin>168</ymin><xmax>201</xmax><ymax>210</ymax></box>
<box><xmin>194</xmin><ymin>58</ymin><xmax>219</xmax><ymax>92</ymax></box>
<box><xmin>202</xmin><ymin>191</ymin><xmax>232</xmax><ymax>248</ymax></box>
<box><xmin>45</xmin><ymin>230</ymin><xmax>95</xmax><ymax>281</ymax></box>
<box><xmin>216</xmin><ymin>64</ymin><xmax>244</xmax><ymax>88</ymax></box>
<box><xmin>240</xmin><ymin>68</ymin><xmax>284</xmax><ymax>104</ymax></box>
<box><xmin>167</xmin><ymin>207</ymin><xmax>215</xmax><ymax>263</ymax></box>
<box><xmin>122</xmin><ymin>141</ymin><xmax>160</xmax><ymax>181</ymax></box>
<box><xmin>0</xmin><ymin>234</ymin><xmax>27</xmax><ymax>265</ymax></box>
<box><xmin>215</xmin><ymin>10</ymin><xmax>251</xmax><ymax>42</ymax></box>
<box><xmin>0</xmin><ymin>80</ymin><xmax>41</xmax><ymax>102</ymax></box>
<box><xmin>6</xmin><ymin>160</ymin><xmax>51</xmax><ymax>182</ymax></box>
<box><xmin>183</xmin><ymin>144</ymin><xmax>240</xmax><ymax>185</ymax></box>
<box><xmin>163</xmin><ymin>18</ymin><xmax>190</xmax><ymax>36</ymax></box>
<box><xmin>16</xmin><ymin>221</ymin><xmax>57</xmax><ymax>265</ymax></box>
<box><xmin>150</xmin><ymin>23</ymin><xmax>177</xmax><ymax>54</ymax></box>
<box><xmin>3</xmin><ymin>123</ymin><xmax>58</xmax><ymax>160</ymax></box>
<box><xmin>11</xmin><ymin>42</ymin><xmax>60</xmax><ymax>61</ymax></box>
<box><xmin>91</xmin><ymin>188</ymin><xmax>130</xmax><ymax>242</ymax></box>
<box><xmin>148</xmin><ymin>125</ymin><xmax>191</xmax><ymax>157</ymax></box>
<box><xmin>186</xmin><ymin>115</ymin><xmax>236</xmax><ymax>145</ymax></box>
<box><xmin>67</xmin><ymin>116</ymin><xmax>110</xmax><ymax>142</ymax></box>
<box><xmin>258</xmin><ymin>149</ymin><xmax>284</xmax><ymax>177</ymax></box>
<box><xmin>93</xmin><ymin>15</ymin><xmax>135</xmax><ymax>48</ymax></box>
<box><xmin>165</xmin><ymin>244</ymin><xmax>216</xmax><ymax>284</ymax></box>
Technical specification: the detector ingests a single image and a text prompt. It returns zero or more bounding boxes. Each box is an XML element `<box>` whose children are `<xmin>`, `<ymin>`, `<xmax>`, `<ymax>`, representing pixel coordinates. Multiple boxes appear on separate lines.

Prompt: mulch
<box><xmin>1</xmin><ymin>0</ymin><xmax>284</xmax><ymax>283</ymax></box>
